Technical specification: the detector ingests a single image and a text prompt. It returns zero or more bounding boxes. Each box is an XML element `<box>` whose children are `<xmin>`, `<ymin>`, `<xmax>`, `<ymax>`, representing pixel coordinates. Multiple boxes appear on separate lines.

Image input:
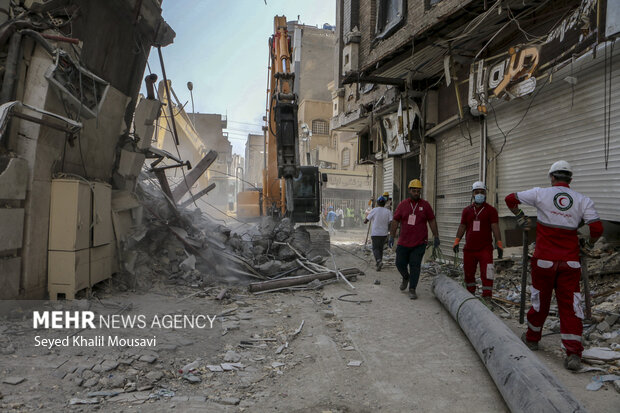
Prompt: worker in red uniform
<box><xmin>505</xmin><ymin>160</ymin><xmax>603</xmax><ymax>371</ymax></box>
<box><xmin>389</xmin><ymin>179</ymin><xmax>440</xmax><ymax>300</ymax></box>
<box><xmin>453</xmin><ymin>181</ymin><xmax>503</xmax><ymax>297</ymax></box>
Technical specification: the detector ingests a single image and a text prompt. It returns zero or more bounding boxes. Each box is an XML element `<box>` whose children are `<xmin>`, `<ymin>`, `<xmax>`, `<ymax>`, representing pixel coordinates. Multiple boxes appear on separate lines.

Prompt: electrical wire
<box><xmin>487</xmin><ymin>73</ymin><xmax>551</xmax><ymax>165</ymax></box>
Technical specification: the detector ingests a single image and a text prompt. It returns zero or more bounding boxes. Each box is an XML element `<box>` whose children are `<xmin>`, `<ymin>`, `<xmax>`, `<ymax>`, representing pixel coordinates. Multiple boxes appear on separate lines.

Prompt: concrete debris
<box><xmin>347</xmin><ymin>360</ymin><xmax>363</xmax><ymax>367</ymax></box>
<box><xmin>69</xmin><ymin>397</ymin><xmax>100</xmax><ymax>405</ymax></box>
<box><xmin>2</xmin><ymin>377</ymin><xmax>25</xmax><ymax>385</ymax></box>
<box><xmin>182</xmin><ymin>373</ymin><xmax>201</xmax><ymax>383</ymax></box>
<box><xmin>586</xmin><ymin>374</ymin><xmax>620</xmax><ymax>391</ymax></box>
<box><xmin>582</xmin><ymin>347</ymin><xmax>620</xmax><ymax>361</ymax></box>
<box><xmin>224</xmin><ymin>350</ymin><xmax>241</xmax><ymax>362</ymax></box>
<box><xmin>104</xmin><ymin>173</ymin><xmax>340</xmax><ymax>294</ymax></box>
<box><xmin>87</xmin><ymin>390</ymin><xmax>122</xmax><ymax>398</ymax></box>
<box><xmin>212</xmin><ymin>396</ymin><xmax>241</xmax><ymax>406</ymax></box>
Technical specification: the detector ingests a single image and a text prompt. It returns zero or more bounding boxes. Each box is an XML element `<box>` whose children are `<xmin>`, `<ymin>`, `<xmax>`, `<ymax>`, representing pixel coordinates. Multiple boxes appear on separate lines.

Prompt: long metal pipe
<box><xmin>433</xmin><ymin>275</ymin><xmax>586</xmax><ymax>413</ymax></box>
<box><xmin>156</xmin><ymin>45</ymin><xmax>180</xmax><ymax>146</ymax></box>
<box><xmin>480</xmin><ymin>115</ymin><xmax>487</xmax><ymax>182</ymax></box>
<box><xmin>0</xmin><ymin>32</ymin><xmax>22</xmax><ymax>105</ymax></box>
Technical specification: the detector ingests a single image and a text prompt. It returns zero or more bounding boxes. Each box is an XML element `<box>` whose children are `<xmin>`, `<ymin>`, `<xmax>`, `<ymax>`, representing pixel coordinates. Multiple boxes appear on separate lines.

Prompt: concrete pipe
<box><xmin>432</xmin><ymin>275</ymin><xmax>586</xmax><ymax>413</ymax></box>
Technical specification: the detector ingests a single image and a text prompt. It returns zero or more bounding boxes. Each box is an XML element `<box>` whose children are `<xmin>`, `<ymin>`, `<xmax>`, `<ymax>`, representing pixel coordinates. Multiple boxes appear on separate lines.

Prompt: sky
<box><xmin>144</xmin><ymin>0</ymin><xmax>336</xmax><ymax>156</ymax></box>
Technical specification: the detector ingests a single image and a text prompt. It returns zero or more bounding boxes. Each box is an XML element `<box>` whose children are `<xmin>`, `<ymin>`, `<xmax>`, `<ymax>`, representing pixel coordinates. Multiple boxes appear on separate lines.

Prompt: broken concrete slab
<box><xmin>582</xmin><ymin>347</ymin><xmax>620</xmax><ymax>361</ymax></box>
<box><xmin>69</xmin><ymin>397</ymin><xmax>99</xmax><ymax>405</ymax></box>
<box><xmin>138</xmin><ymin>354</ymin><xmax>157</xmax><ymax>363</ymax></box>
<box><xmin>223</xmin><ymin>350</ymin><xmax>241</xmax><ymax>362</ymax></box>
<box><xmin>211</xmin><ymin>396</ymin><xmax>241</xmax><ymax>406</ymax></box>
<box><xmin>108</xmin><ymin>391</ymin><xmax>151</xmax><ymax>403</ymax></box>
<box><xmin>2</xmin><ymin>377</ymin><xmax>25</xmax><ymax>385</ymax></box>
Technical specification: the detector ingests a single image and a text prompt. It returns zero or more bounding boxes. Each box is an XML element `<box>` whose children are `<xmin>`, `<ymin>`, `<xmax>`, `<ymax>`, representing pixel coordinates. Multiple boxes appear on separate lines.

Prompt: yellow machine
<box><xmin>238</xmin><ymin>16</ymin><xmax>325</xmax><ymax>225</ymax></box>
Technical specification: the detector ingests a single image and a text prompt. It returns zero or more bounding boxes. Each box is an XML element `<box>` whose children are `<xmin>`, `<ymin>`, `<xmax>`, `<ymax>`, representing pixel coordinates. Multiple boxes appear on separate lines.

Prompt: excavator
<box><xmin>237</xmin><ymin>15</ymin><xmax>329</xmax><ymax>252</ymax></box>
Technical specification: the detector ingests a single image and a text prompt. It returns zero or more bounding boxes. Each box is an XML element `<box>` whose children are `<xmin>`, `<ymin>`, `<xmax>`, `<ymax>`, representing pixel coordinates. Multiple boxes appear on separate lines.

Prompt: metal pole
<box><xmin>480</xmin><ymin>115</ymin><xmax>487</xmax><ymax>182</ymax></box>
<box><xmin>156</xmin><ymin>45</ymin><xmax>180</xmax><ymax>146</ymax></box>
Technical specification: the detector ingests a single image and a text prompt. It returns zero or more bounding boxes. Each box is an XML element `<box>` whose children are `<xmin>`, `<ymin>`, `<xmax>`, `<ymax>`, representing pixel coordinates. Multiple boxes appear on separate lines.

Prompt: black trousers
<box><xmin>371</xmin><ymin>235</ymin><xmax>387</xmax><ymax>263</ymax></box>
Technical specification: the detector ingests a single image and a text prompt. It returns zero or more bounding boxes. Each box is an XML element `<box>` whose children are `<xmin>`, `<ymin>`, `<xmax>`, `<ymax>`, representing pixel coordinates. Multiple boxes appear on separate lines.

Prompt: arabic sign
<box><xmin>468</xmin><ymin>0</ymin><xmax>598</xmax><ymax>114</ymax></box>
<box><xmin>323</xmin><ymin>172</ymin><xmax>372</xmax><ymax>190</ymax></box>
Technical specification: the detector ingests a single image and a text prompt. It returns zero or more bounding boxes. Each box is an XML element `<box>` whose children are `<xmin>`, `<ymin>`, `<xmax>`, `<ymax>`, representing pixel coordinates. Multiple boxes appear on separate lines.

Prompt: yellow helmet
<box><xmin>382</xmin><ymin>191</ymin><xmax>389</xmax><ymax>197</ymax></box>
<box><xmin>408</xmin><ymin>179</ymin><xmax>422</xmax><ymax>189</ymax></box>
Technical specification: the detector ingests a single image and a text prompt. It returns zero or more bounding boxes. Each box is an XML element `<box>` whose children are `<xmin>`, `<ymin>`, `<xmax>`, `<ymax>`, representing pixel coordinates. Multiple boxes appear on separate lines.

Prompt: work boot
<box><xmin>376</xmin><ymin>260</ymin><xmax>383</xmax><ymax>271</ymax></box>
<box><xmin>409</xmin><ymin>289</ymin><xmax>417</xmax><ymax>300</ymax></box>
<box><xmin>521</xmin><ymin>332</ymin><xmax>539</xmax><ymax>351</ymax></box>
<box><xmin>564</xmin><ymin>354</ymin><xmax>582</xmax><ymax>371</ymax></box>
<box><xmin>399</xmin><ymin>278</ymin><xmax>408</xmax><ymax>291</ymax></box>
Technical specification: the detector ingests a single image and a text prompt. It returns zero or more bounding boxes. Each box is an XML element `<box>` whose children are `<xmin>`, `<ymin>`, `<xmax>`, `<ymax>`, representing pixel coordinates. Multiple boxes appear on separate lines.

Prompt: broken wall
<box><xmin>0</xmin><ymin>0</ymin><xmax>170</xmax><ymax>299</ymax></box>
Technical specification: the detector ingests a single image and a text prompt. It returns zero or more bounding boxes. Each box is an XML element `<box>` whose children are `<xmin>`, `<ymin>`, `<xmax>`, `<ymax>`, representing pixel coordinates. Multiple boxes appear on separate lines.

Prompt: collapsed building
<box><xmin>0</xmin><ymin>0</ymin><xmax>173</xmax><ymax>299</ymax></box>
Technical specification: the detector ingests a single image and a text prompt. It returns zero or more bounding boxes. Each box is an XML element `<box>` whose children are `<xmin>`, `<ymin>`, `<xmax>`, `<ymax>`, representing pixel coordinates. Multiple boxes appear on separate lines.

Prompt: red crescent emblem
<box><xmin>559</xmin><ymin>197</ymin><xmax>568</xmax><ymax>207</ymax></box>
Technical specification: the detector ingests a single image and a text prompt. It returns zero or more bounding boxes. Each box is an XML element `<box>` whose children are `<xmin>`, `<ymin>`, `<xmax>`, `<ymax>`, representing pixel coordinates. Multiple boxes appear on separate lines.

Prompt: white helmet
<box><xmin>472</xmin><ymin>181</ymin><xmax>486</xmax><ymax>191</ymax></box>
<box><xmin>548</xmin><ymin>160</ymin><xmax>572</xmax><ymax>176</ymax></box>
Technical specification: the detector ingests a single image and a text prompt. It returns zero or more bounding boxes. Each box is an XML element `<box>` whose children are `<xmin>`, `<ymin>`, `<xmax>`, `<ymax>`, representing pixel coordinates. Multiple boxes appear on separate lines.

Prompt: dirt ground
<box><xmin>0</xmin><ymin>227</ymin><xmax>618</xmax><ymax>412</ymax></box>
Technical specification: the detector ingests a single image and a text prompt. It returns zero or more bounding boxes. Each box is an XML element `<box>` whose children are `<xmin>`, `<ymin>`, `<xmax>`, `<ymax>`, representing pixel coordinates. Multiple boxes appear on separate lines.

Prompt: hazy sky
<box><xmin>145</xmin><ymin>0</ymin><xmax>336</xmax><ymax>156</ymax></box>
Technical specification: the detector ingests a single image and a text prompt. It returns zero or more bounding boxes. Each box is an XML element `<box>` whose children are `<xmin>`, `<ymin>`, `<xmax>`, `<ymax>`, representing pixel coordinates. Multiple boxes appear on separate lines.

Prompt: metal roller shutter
<box><xmin>435</xmin><ymin>126</ymin><xmax>481</xmax><ymax>257</ymax></box>
<box><xmin>488</xmin><ymin>42</ymin><xmax>620</xmax><ymax>221</ymax></box>
<box><xmin>383</xmin><ymin>157</ymin><xmax>394</xmax><ymax>198</ymax></box>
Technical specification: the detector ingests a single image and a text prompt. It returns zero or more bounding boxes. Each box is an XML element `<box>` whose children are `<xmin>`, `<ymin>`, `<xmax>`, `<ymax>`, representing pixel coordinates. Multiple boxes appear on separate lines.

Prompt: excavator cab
<box><xmin>291</xmin><ymin>166</ymin><xmax>323</xmax><ymax>223</ymax></box>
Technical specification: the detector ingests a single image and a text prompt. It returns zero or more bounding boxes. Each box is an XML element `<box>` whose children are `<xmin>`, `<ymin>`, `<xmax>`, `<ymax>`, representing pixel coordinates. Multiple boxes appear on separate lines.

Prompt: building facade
<box><xmin>245</xmin><ymin>133</ymin><xmax>264</xmax><ymax>190</ymax></box>
<box><xmin>332</xmin><ymin>0</ymin><xmax>619</xmax><ymax>254</ymax></box>
<box><xmin>290</xmin><ymin>20</ymin><xmax>373</xmax><ymax>218</ymax></box>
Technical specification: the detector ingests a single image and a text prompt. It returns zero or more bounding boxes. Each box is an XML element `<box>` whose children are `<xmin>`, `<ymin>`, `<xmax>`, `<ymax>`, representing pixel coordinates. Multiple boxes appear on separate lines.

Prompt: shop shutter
<box><xmin>435</xmin><ymin>126</ymin><xmax>480</xmax><ymax>257</ymax></box>
<box><xmin>487</xmin><ymin>43</ymin><xmax>620</xmax><ymax>221</ymax></box>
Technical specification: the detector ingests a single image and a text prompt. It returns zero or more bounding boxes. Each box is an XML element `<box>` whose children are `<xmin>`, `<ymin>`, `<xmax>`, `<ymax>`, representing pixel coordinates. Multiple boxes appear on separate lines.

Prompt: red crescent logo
<box><xmin>559</xmin><ymin>197</ymin><xmax>568</xmax><ymax>207</ymax></box>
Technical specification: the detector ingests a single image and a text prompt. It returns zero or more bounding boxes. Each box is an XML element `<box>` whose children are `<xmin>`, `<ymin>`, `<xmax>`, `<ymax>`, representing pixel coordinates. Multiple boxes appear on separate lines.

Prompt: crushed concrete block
<box><xmin>108</xmin><ymin>391</ymin><xmax>151</xmax><ymax>403</ymax></box>
<box><xmin>182</xmin><ymin>373</ymin><xmax>201</xmax><ymax>383</ymax></box>
<box><xmin>224</xmin><ymin>350</ymin><xmax>241</xmax><ymax>362</ymax></box>
<box><xmin>87</xmin><ymin>390</ymin><xmax>122</xmax><ymax>398</ymax></box>
<box><xmin>145</xmin><ymin>371</ymin><xmax>164</xmax><ymax>382</ymax></box>
<box><xmin>83</xmin><ymin>377</ymin><xmax>99</xmax><ymax>388</ymax></box>
<box><xmin>139</xmin><ymin>354</ymin><xmax>157</xmax><ymax>363</ymax></box>
<box><xmin>605</xmin><ymin>314</ymin><xmax>618</xmax><ymax>326</ymax></box>
<box><xmin>2</xmin><ymin>377</ymin><xmax>25</xmax><ymax>385</ymax></box>
<box><xmin>212</xmin><ymin>396</ymin><xmax>240</xmax><ymax>406</ymax></box>
<box><xmin>221</xmin><ymin>362</ymin><xmax>244</xmax><ymax>371</ymax></box>
<box><xmin>69</xmin><ymin>398</ymin><xmax>99</xmax><ymax>405</ymax></box>
<box><xmin>207</xmin><ymin>365</ymin><xmax>223</xmax><ymax>372</ymax></box>
<box><xmin>597</xmin><ymin>321</ymin><xmax>611</xmax><ymax>333</ymax></box>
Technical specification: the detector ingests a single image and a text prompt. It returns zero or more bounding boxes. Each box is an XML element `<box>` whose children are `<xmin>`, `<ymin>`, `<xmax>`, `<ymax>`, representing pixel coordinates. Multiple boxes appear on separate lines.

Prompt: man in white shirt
<box><xmin>364</xmin><ymin>196</ymin><xmax>393</xmax><ymax>271</ymax></box>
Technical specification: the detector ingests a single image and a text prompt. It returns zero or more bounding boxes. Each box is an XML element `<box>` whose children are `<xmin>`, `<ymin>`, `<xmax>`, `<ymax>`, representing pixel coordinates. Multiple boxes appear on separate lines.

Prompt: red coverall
<box><xmin>506</xmin><ymin>183</ymin><xmax>603</xmax><ymax>356</ymax></box>
<box><xmin>460</xmin><ymin>202</ymin><xmax>499</xmax><ymax>297</ymax></box>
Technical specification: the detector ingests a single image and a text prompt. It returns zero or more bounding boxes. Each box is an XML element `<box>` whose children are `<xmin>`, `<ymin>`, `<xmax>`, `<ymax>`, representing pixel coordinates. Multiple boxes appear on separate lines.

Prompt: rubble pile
<box><xmin>108</xmin><ymin>175</ymin><xmax>336</xmax><ymax>293</ymax></box>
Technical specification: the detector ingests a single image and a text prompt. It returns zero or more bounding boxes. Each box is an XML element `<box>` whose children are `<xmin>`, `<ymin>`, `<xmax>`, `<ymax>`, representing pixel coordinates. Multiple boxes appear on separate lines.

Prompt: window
<box><xmin>375</xmin><ymin>0</ymin><xmax>405</xmax><ymax>39</ymax></box>
<box><xmin>312</xmin><ymin>119</ymin><xmax>329</xmax><ymax>135</ymax></box>
<box><xmin>342</xmin><ymin>148</ymin><xmax>351</xmax><ymax>167</ymax></box>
